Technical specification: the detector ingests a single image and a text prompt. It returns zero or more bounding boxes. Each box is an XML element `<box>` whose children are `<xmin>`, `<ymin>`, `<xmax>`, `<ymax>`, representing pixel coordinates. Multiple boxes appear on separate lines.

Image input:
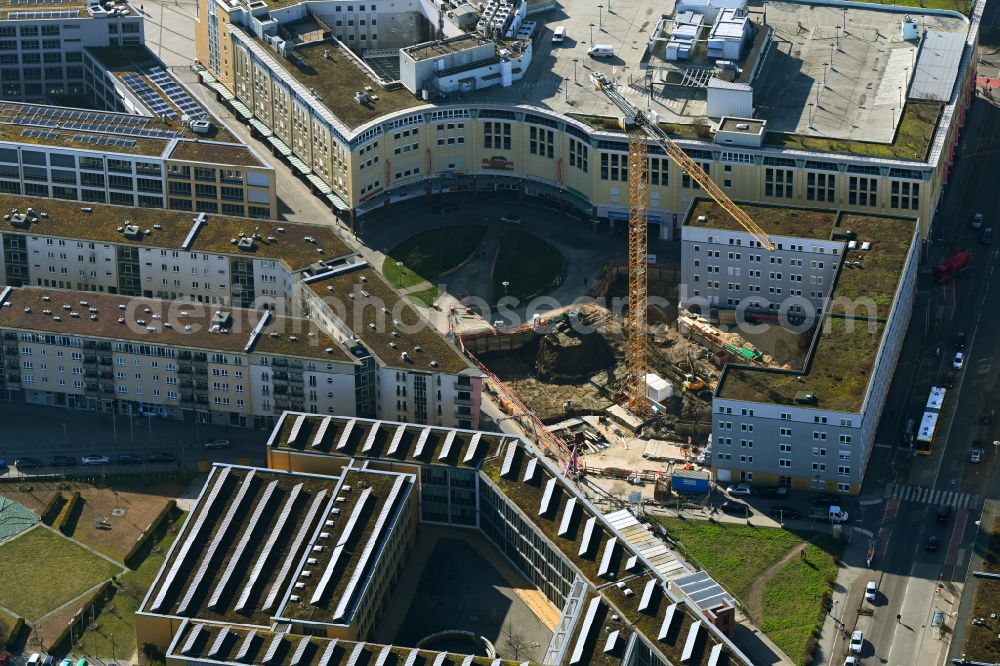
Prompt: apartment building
<box><xmin>0</xmin><ymin>196</ymin><xmax>483</xmax><ymax>428</ymax></box>
<box><xmin>680</xmin><ymin>202</ymin><xmax>919</xmax><ymax>493</ymax></box>
<box><xmin>0</xmin><ymin>285</ymin><xmax>360</xmax><ymax>426</ymax></box>
<box><xmin>194</xmin><ymin>0</ymin><xmax>980</xmax><ymax>238</ymax></box>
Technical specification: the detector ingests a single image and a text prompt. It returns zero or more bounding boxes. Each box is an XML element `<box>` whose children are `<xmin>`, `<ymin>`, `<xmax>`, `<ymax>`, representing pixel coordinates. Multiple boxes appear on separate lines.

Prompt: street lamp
<box><xmin>598</xmin><ymin>5</ymin><xmax>603</xmax><ymax>28</ymax></box>
<box><xmin>589</xmin><ymin>22</ymin><xmax>595</xmax><ymax>43</ymax></box>
<box><xmin>395</xmin><ymin>261</ymin><xmax>403</xmax><ymax>288</ymax></box>
<box><xmin>502</xmin><ymin>280</ymin><xmax>510</xmax><ymax>296</ymax></box>
<box><xmin>573</xmin><ymin>58</ymin><xmax>579</xmax><ymax>83</ymax></box>
<box><xmin>564</xmin><ymin>77</ymin><xmax>569</xmax><ymax>102</ymax></box>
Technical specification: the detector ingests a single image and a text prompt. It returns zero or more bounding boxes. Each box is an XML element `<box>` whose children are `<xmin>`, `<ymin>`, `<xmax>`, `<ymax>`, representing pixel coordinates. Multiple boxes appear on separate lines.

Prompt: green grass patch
<box><xmin>760</xmin><ymin>537</ymin><xmax>841</xmax><ymax>666</ymax></box>
<box><xmin>407</xmin><ymin>286</ymin><xmax>441</xmax><ymax>307</ymax></box>
<box><xmin>649</xmin><ymin>518</ymin><xmax>802</xmax><ymax>598</ymax></box>
<box><xmin>0</xmin><ymin>607</ymin><xmax>18</xmax><ymax>647</ymax></box>
<box><xmin>492</xmin><ymin>229</ymin><xmax>565</xmax><ymax>302</ymax></box>
<box><xmin>384</xmin><ymin>224</ymin><xmax>489</xmax><ymax>289</ymax></box>
<box><xmin>857</xmin><ymin>0</ymin><xmax>970</xmax><ymax>13</ymax></box>
<box><xmin>765</xmin><ymin>102</ymin><xmax>942</xmax><ymax>160</ymax></box>
<box><xmin>76</xmin><ymin>512</ymin><xmax>188</xmax><ymax>659</ymax></box>
<box><xmin>0</xmin><ymin>527</ymin><xmax>123</xmax><ymax>621</ymax></box>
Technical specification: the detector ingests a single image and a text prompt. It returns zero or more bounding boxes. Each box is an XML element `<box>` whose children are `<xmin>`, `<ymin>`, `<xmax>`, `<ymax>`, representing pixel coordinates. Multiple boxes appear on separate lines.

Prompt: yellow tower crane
<box><xmin>592</xmin><ymin>72</ymin><xmax>774</xmax><ymax>415</ymax></box>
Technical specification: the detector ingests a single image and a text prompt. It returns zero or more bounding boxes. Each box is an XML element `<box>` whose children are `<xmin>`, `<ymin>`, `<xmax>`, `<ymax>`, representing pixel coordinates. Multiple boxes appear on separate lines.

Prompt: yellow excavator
<box><xmin>683</xmin><ymin>352</ymin><xmax>706</xmax><ymax>391</ymax></box>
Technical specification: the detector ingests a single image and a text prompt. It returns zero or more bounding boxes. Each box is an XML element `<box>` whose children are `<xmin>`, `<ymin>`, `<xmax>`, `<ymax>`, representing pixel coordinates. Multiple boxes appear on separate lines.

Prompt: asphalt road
<box><xmin>843</xmin><ymin>92</ymin><xmax>1000</xmax><ymax>664</ymax></box>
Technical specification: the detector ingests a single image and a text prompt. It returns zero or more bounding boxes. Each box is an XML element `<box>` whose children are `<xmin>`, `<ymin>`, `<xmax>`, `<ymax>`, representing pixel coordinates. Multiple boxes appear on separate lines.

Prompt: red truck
<box><xmin>934</xmin><ymin>250</ymin><xmax>972</xmax><ymax>283</ymax></box>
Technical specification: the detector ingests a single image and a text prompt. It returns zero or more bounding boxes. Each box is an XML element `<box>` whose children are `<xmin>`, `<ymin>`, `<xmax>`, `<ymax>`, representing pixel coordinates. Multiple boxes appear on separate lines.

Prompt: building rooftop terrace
<box><xmin>686</xmin><ymin>199</ymin><xmax>836</xmax><ymax>240</ymax></box>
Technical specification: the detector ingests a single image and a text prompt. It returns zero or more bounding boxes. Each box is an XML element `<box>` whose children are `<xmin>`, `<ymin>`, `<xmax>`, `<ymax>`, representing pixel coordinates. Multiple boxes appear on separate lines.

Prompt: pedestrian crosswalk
<box><xmin>884</xmin><ymin>484</ymin><xmax>979</xmax><ymax>508</ymax></box>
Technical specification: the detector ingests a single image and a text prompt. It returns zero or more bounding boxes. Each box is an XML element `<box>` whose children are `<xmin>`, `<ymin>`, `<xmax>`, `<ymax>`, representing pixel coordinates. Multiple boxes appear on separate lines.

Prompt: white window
<box><xmin>813</xmin><ymin>431</ymin><xmax>827</xmax><ymax>440</ymax></box>
<box><xmin>837</xmin><ymin>482</ymin><xmax>851</xmax><ymax>492</ymax></box>
<box><xmin>778</xmin><ymin>459</ymin><xmax>791</xmax><ymax>468</ymax></box>
<box><xmin>811</xmin><ymin>462</ymin><xmax>826</xmax><ymax>471</ymax></box>
<box><xmin>837</xmin><ymin>465</ymin><xmax>851</xmax><ymax>476</ymax></box>
<box><xmin>780</xmin><ymin>427</ymin><xmax>791</xmax><ymax>437</ymax></box>
<box><xmin>779</xmin><ymin>443</ymin><xmax>792</xmax><ymax>452</ymax></box>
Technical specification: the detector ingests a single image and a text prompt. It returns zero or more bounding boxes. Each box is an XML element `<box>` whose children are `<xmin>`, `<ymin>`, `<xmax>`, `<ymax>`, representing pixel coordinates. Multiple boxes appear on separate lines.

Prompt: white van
<box><xmin>587</xmin><ymin>44</ymin><xmax>614</xmax><ymax>58</ymax></box>
<box><xmin>552</xmin><ymin>26</ymin><xmax>566</xmax><ymax>43</ymax></box>
<box><xmin>27</xmin><ymin>655</ymin><xmax>41</xmax><ymax>666</ymax></box>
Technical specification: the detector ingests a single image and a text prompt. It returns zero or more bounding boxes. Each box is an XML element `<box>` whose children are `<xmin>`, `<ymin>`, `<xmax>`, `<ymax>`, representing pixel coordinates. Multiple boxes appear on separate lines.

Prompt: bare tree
<box><xmin>504</xmin><ymin>624</ymin><xmax>530</xmax><ymax>661</ymax></box>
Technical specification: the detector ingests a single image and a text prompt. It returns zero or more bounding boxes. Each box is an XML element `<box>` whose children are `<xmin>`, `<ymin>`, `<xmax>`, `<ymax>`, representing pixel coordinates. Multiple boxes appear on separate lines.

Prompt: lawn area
<box><xmin>407</xmin><ymin>286</ymin><xmax>441</xmax><ymax>307</ymax></box>
<box><xmin>76</xmin><ymin>511</ymin><xmax>188</xmax><ymax>659</ymax></box>
<box><xmin>491</xmin><ymin>229</ymin><xmax>565</xmax><ymax>302</ymax></box>
<box><xmin>649</xmin><ymin>518</ymin><xmax>842</xmax><ymax>666</ymax></box>
<box><xmin>766</xmin><ymin>102</ymin><xmax>941</xmax><ymax>160</ymax></box>
<box><xmin>0</xmin><ymin>607</ymin><xmax>18</xmax><ymax>648</ymax></box>
<box><xmin>383</xmin><ymin>224</ymin><xmax>489</xmax><ymax>289</ymax></box>
<box><xmin>759</xmin><ymin>537</ymin><xmax>840</xmax><ymax>666</ymax></box>
<box><xmin>650</xmin><ymin>518</ymin><xmax>803</xmax><ymax>598</ymax></box>
<box><xmin>963</xmin><ymin>517</ymin><xmax>1000</xmax><ymax>663</ymax></box>
<box><xmin>0</xmin><ymin>526</ymin><xmax>123</xmax><ymax>621</ymax></box>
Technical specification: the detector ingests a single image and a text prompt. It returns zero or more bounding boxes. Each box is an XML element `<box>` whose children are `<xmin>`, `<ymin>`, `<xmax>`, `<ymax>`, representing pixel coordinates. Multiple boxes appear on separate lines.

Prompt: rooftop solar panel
<box><xmin>437</xmin><ymin>430</ymin><xmax>457</xmax><ymax>460</ymax></box>
<box><xmin>463</xmin><ymin>432</ymin><xmax>482</xmax><ymax>463</ymax></box>
<box><xmin>262</xmin><ymin>489</ymin><xmax>328</xmax><ymax>611</ymax></box>
<box><xmin>262</xmin><ymin>634</ymin><xmax>284</xmax><ymax>664</ymax></box>
<box><xmin>558</xmin><ymin>497</ymin><xmax>576</xmax><ymax>537</ymax></box>
<box><xmin>362</xmin><ymin>425</ymin><xmax>380</xmax><ymax>453</ymax></box>
<box><xmin>598</xmin><ymin>537</ymin><xmax>618</xmax><ymax>577</ymax></box>
<box><xmin>235</xmin><ymin>482</ymin><xmax>303</xmax><ymax>612</ymax></box>
<box><xmin>235</xmin><ymin>630</ymin><xmax>257</xmax><ymax>662</ymax></box>
<box><xmin>500</xmin><ymin>440</ymin><xmax>518</xmax><ymax>478</ymax></box>
<box><xmin>579</xmin><ymin>516</ymin><xmax>597</xmax><ymax>556</ymax></box>
<box><xmin>569</xmin><ymin>597</ymin><xmax>602</xmax><ymax>665</ymax></box>
<box><xmin>638</xmin><ymin>579</ymin><xmax>656</xmax><ymax>613</ymax></box>
<box><xmin>150</xmin><ymin>466</ymin><xmax>231</xmax><ymax>612</ymax></box>
<box><xmin>181</xmin><ymin>624</ymin><xmax>204</xmax><ymax>655</ymax></box>
<box><xmin>289</xmin><ymin>637</ymin><xmax>311</xmax><ymax>666</ymax></box>
<box><xmin>177</xmin><ymin>470</ymin><xmax>257</xmax><ymax>614</ymax></box>
<box><xmin>681</xmin><ymin>620</ymin><xmax>703</xmax><ymax>662</ymax></box>
<box><xmin>523</xmin><ymin>457</ymin><xmax>538</xmax><ymax>483</ymax></box>
<box><xmin>288</xmin><ymin>414</ymin><xmax>306</xmax><ymax>445</ymax></box>
<box><xmin>659</xmin><ymin>603</ymin><xmax>679</xmax><ymax>640</ymax></box>
<box><xmin>337</xmin><ymin>418</ymin><xmax>356</xmax><ymax>450</ymax></box>
<box><xmin>316</xmin><ymin>640</ymin><xmax>339</xmax><ymax>666</ymax></box>
<box><xmin>539</xmin><ymin>477</ymin><xmax>557</xmax><ymax>516</ymax></box>
<box><xmin>311</xmin><ymin>416</ymin><xmax>333</xmax><ymax>449</ymax></box>
<box><xmin>207</xmin><ymin>626</ymin><xmax>231</xmax><ymax>658</ymax></box>
<box><xmin>337</xmin><ymin>487</ymin><xmax>372</xmax><ymax>547</ymax></box>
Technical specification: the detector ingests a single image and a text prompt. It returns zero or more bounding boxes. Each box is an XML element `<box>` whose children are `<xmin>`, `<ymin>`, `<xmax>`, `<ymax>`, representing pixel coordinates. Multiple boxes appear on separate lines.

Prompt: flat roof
<box><xmin>717</xmin><ymin>317</ymin><xmax>887</xmax><ymax>412</ymax></box>
<box><xmin>0</xmin><ymin>287</ymin><xmax>356</xmax><ymax>363</ymax></box>
<box><xmin>305</xmin><ymin>267</ymin><xmax>474</xmax><ymax>374</ymax></box>
<box><xmin>718</xmin><ymin>117</ymin><xmax>764</xmax><ymax>133</ymax></box>
<box><xmin>169</xmin><ymin>140</ymin><xmax>263</xmax><ymax>167</ymax></box>
<box><xmin>279</xmin><ymin>42</ymin><xmax>427</xmax><ymax>130</ymax></box>
<box><xmin>270</xmin><ymin>413</ymin><xmax>505</xmax><ymax>468</ymax></box>
<box><xmin>0</xmin><ymin>195</ymin><xmax>352</xmax><ymax>271</ymax></box>
<box><xmin>710</xmin><ymin>208</ymin><xmax>918</xmax><ymax>412</ymax></box>
<box><xmin>403</xmin><ymin>35</ymin><xmax>489</xmax><ymax>61</ymax></box>
<box><xmin>685</xmin><ymin>199</ymin><xmax>836</xmax><ymax>240</ymax></box>
<box><xmin>909</xmin><ymin>30</ymin><xmax>964</xmax><ymax>102</ymax></box>
<box><xmin>143</xmin><ymin>465</ymin><xmax>410</xmax><ymax>626</ymax></box>
<box><xmin>0</xmin><ymin>93</ymin><xmax>250</xmax><ymax>161</ymax></box>
<box><xmin>167</xmin><ymin>620</ymin><xmax>527</xmax><ymax>666</ymax></box>
<box><xmin>0</xmin><ymin>0</ymin><xmax>88</xmax><ymax>19</ymax></box>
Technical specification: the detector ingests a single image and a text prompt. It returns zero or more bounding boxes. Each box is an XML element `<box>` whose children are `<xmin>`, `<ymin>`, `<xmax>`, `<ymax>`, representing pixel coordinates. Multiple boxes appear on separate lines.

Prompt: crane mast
<box><xmin>591</xmin><ymin>72</ymin><xmax>774</xmax><ymax>415</ymax></box>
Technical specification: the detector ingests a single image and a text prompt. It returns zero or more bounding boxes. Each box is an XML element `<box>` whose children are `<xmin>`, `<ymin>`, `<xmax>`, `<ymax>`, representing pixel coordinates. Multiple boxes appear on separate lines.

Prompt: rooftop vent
<box><xmin>794</xmin><ymin>391</ymin><xmax>819</xmax><ymax>405</ymax></box>
<box><xmin>122</xmin><ymin>224</ymin><xmax>143</xmax><ymax>240</ymax></box>
<box><xmin>8</xmin><ymin>212</ymin><xmax>30</xmax><ymax>229</ymax></box>
<box><xmin>212</xmin><ymin>311</ymin><xmax>233</xmax><ymax>328</ymax></box>
<box><xmin>237</xmin><ymin>237</ymin><xmax>256</xmax><ymax>251</ymax></box>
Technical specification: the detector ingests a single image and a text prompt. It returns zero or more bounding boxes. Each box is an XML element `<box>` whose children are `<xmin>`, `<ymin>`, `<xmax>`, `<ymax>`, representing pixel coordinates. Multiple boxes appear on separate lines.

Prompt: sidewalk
<box><xmin>811</xmin><ymin>532</ymin><xmax>871</xmax><ymax>666</ymax></box>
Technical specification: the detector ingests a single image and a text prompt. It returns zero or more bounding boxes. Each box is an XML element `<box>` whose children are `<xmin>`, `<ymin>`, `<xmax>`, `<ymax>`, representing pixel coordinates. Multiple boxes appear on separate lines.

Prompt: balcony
<box><xmin>84</xmin><ymin>370</ymin><xmax>97</xmax><ymax>378</ymax></box>
<box><xmin>192</xmin><ymin>353</ymin><xmax>208</xmax><ymax>363</ymax></box>
<box><xmin>99</xmin><ymin>371</ymin><xmax>113</xmax><ymax>380</ymax></box>
<box><xmin>4</xmin><ymin>346</ymin><xmax>17</xmax><ymax>355</ymax></box>
<box><xmin>178</xmin><ymin>351</ymin><xmax>192</xmax><ymax>360</ymax></box>
<box><xmin>195</xmin><ymin>393</ymin><xmax>208</xmax><ymax>403</ymax></box>
<box><xmin>290</xmin><ymin>400</ymin><xmax>304</xmax><ymax>411</ymax></box>
<box><xmin>6</xmin><ymin>374</ymin><xmax>20</xmax><ymax>384</ymax></box>
<box><xmin>290</xmin><ymin>387</ymin><xmax>304</xmax><ymax>397</ymax></box>
<box><xmin>83</xmin><ymin>341</ymin><xmax>96</xmax><ymax>349</ymax></box>
<box><xmin>178</xmin><ymin>365</ymin><xmax>192</xmax><ymax>375</ymax></box>
<box><xmin>85</xmin><ymin>382</ymin><xmax>99</xmax><ymax>392</ymax></box>
<box><xmin>99</xmin><ymin>356</ymin><xmax>112</xmax><ymax>365</ymax></box>
<box><xmin>84</xmin><ymin>355</ymin><xmax>97</xmax><ymax>365</ymax></box>
<box><xmin>194</xmin><ymin>368</ymin><xmax>207</xmax><ymax>376</ymax></box>
<box><xmin>273</xmin><ymin>371</ymin><xmax>289</xmax><ymax>382</ymax></box>
<box><xmin>194</xmin><ymin>381</ymin><xmax>208</xmax><ymax>390</ymax></box>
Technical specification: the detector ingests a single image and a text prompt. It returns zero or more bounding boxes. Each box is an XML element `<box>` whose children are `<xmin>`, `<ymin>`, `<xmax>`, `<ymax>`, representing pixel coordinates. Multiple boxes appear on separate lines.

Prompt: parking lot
<box><xmin>0</xmin><ymin>403</ymin><xmax>266</xmax><ymax>478</ymax></box>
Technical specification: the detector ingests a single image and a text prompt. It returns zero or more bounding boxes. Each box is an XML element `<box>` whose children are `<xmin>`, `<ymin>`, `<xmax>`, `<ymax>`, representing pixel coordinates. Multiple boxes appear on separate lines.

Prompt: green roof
<box><xmin>686</xmin><ymin>200</ymin><xmax>836</xmax><ymax>240</ymax></box>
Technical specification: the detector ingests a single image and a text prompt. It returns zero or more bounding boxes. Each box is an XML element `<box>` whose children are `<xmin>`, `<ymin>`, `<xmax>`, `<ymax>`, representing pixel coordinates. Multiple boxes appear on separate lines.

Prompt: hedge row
<box><xmin>0</xmin><ymin>612</ymin><xmax>22</xmax><ymax>649</ymax></box>
<box><xmin>52</xmin><ymin>491</ymin><xmax>82</xmax><ymax>535</ymax></box>
<box><xmin>124</xmin><ymin>499</ymin><xmax>177</xmax><ymax>570</ymax></box>
<box><xmin>40</xmin><ymin>492</ymin><xmax>67</xmax><ymax>526</ymax></box>
<box><xmin>50</xmin><ymin>580</ymin><xmax>113</xmax><ymax>653</ymax></box>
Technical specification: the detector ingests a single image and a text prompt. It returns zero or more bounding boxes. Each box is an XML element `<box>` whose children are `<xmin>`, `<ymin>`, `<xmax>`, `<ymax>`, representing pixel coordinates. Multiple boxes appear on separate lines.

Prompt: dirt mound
<box><xmin>535</xmin><ymin>324</ymin><xmax>614</xmax><ymax>384</ymax></box>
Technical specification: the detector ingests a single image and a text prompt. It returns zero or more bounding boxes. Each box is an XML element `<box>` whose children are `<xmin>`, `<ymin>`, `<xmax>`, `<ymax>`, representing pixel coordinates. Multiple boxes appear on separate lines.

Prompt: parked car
<box><xmin>48</xmin><ymin>455</ymin><xmax>77</xmax><ymax>467</ymax></box>
<box><xmin>769</xmin><ymin>506</ymin><xmax>800</xmax><ymax>520</ymax></box>
<box><xmin>811</xmin><ymin>494</ymin><xmax>841</xmax><ymax>506</ymax></box>
<box><xmin>942</xmin><ymin>371</ymin><xmax>956</xmax><ymax>389</ymax></box>
<box><xmin>973</xmin><ymin>212</ymin><xmax>984</xmax><ymax>229</ymax></box>
<box><xmin>971</xmin><ymin>448</ymin><xmax>984</xmax><ymax>463</ymax></box>
<box><xmin>727</xmin><ymin>483</ymin><xmax>752</xmax><ymax>497</ymax></box>
<box><xmin>758</xmin><ymin>485</ymin><xmax>788</xmax><ymax>499</ymax></box>
<box><xmin>720</xmin><ymin>500</ymin><xmax>750</xmax><ymax>517</ymax></box>
<box><xmin>983</xmin><ymin>227</ymin><xmax>994</xmax><ymax>246</ymax></box>
<box><xmin>203</xmin><ymin>439</ymin><xmax>232</xmax><ymax>449</ymax></box>
<box><xmin>59</xmin><ymin>660</ymin><xmax>73</xmax><ymax>666</ymax></box>
<box><xmin>117</xmin><ymin>453</ymin><xmax>143</xmax><ymax>465</ymax></box>
<box><xmin>955</xmin><ymin>332</ymin><xmax>967</xmax><ymax>350</ymax></box>
<box><xmin>925</xmin><ymin>535</ymin><xmax>940</xmax><ymax>551</ymax></box>
<box><xmin>81</xmin><ymin>455</ymin><xmax>110</xmax><ymax>466</ymax></box>
<box><xmin>936</xmin><ymin>504</ymin><xmax>951</xmax><ymax>524</ymax></box>
<box><xmin>432</xmin><ymin>203</ymin><xmax>457</xmax><ymax>214</ymax></box>
<box><xmin>849</xmin><ymin>631</ymin><xmax>864</xmax><ymax>654</ymax></box>
<box><xmin>844</xmin><ymin>657</ymin><xmax>857</xmax><ymax>666</ymax></box>
<box><xmin>499</xmin><ymin>214</ymin><xmax>522</xmax><ymax>225</ymax></box>
<box><xmin>865</xmin><ymin>581</ymin><xmax>877</xmax><ymax>603</ymax></box>
<box><xmin>147</xmin><ymin>452</ymin><xmax>177</xmax><ymax>463</ymax></box>
<box><xmin>953</xmin><ymin>352</ymin><xmax>965</xmax><ymax>370</ymax></box>
<box><xmin>15</xmin><ymin>457</ymin><xmax>43</xmax><ymax>470</ymax></box>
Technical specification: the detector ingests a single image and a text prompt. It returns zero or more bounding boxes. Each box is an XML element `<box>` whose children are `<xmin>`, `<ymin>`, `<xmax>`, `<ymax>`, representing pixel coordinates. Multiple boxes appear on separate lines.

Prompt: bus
<box><xmin>914</xmin><ymin>410</ymin><xmax>938</xmax><ymax>455</ymax></box>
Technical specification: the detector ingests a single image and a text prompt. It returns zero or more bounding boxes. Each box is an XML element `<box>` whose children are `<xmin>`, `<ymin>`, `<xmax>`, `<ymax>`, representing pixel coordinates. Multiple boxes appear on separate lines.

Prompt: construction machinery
<box><xmin>592</xmin><ymin>72</ymin><xmax>774</xmax><ymax>416</ymax></box>
<box><xmin>683</xmin><ymin>352</ymin><xmax>706</xmax><ymax>391</ymax></box>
